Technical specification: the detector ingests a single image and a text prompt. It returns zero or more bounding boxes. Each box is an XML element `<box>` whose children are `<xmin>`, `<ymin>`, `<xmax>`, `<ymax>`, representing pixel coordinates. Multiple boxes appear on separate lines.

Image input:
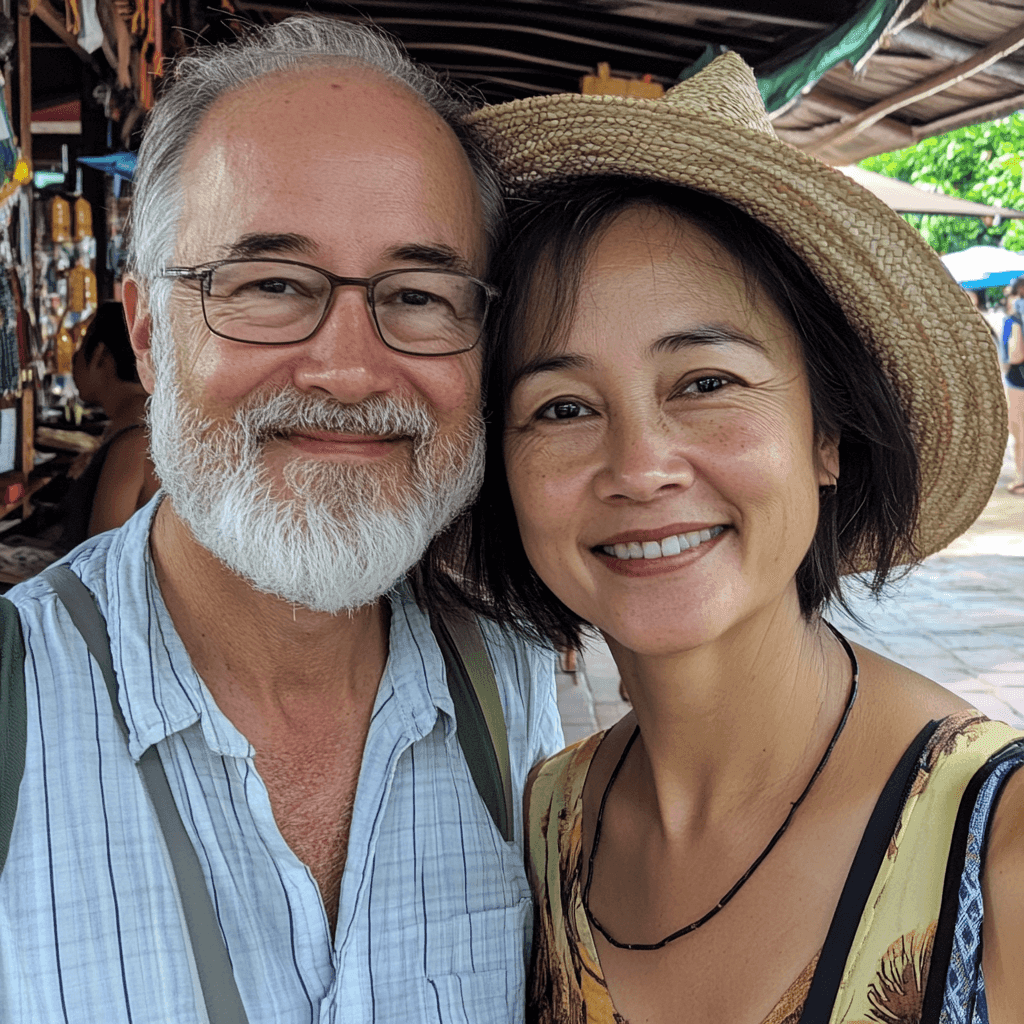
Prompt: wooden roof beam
<box><xmin>812</xmin><ymin>18</ymin><xmax>1024</xmax><ymax>151</ymax></box>
<box><xmin>591</xmin><ymin>1</ymin><xmax>831</xmax><ymax>31</ymax></box>
<box><xmin>912</xmin><ymin>89</ymin><xmax>1024</xmax><ymax>140</ymax></box>
<box><xmin>793</xmin><ymin>85</ymin><xmax>915</xmax><ymax>143</ymax></box>
<box><xmin>888</xmin><ymin>24</ymin><xmax>1024</xmax><ymax>88</ymax></box>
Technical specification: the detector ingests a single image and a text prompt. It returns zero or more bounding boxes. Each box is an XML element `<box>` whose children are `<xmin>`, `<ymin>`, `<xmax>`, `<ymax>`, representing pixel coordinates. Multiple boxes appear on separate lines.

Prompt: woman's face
<box><xmin>504</xmin><ymin>205</ymin><xmax>838</xmax><ymax>656</ymax></box>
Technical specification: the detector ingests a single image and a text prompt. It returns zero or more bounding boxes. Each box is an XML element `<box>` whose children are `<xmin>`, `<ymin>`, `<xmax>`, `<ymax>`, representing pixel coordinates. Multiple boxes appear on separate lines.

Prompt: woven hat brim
<box><xmin>468</xmin><ymin>86</ymin><xmax>1008</xmax><ymax>570</ymax></box>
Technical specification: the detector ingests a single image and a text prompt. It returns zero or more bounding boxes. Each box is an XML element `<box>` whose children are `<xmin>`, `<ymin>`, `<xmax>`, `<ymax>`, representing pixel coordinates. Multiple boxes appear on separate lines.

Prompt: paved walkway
<box><xmin>557</xmin><ymin>443</ymin><xmax>1024</xmax><ymax>744</ymax></box>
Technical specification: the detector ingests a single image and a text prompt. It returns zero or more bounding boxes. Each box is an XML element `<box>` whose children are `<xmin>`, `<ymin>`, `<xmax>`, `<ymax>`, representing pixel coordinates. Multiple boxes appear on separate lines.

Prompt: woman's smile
<box><xmin>597</xmin><ymin>524</ymin><xmax>727</xmax><ymax>561</ymax></box>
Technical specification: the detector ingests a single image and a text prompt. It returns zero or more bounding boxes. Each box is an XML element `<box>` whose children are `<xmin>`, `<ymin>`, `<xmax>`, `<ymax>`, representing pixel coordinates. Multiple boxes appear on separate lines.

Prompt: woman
<box><xmin>431</xmin><ymin>54</ymin><xmax>1023</xmax><ymax>1021</ymax></box>
<box><xmin>64</xmin><ymin>301</ymin><xmax>158</xmax><ymax>546</ymax></box>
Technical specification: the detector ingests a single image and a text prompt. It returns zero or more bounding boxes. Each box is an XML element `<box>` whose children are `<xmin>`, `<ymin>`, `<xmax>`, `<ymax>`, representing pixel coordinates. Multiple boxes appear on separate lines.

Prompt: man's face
<box><xmin>136</xmin><ymin>68</ymin><xmax>488</xmax><ymax>611</ymax></box>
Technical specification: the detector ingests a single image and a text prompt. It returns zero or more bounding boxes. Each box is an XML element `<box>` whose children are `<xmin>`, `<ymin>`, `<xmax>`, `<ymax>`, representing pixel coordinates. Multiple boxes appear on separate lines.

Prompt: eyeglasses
<box><xmin>161</xmin><ymin>258</ymin><xmax>500</xmax><ymax>356</ymax></box>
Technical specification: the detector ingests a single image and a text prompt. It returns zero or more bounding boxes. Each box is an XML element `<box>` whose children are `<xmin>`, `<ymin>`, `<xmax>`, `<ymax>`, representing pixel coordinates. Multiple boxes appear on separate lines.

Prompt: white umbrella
<box><xmin>939</xmin><ymin>246</ymin><xmax>1024</xmax><ymax>290</ymax></box>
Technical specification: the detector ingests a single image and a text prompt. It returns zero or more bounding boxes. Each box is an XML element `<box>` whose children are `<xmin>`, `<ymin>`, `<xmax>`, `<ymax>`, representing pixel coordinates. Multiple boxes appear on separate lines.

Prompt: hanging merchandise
<box><xmin>67</xmin><ymin>263</ymin><xmax>97</xmax><ymax>313</ymax></box>
<box><xmin>0</xmin><ymin>85</ymin><xmax>16</xmax><ymax>185</ymax></box>
<box><xmin>0</xmin><ymin>192</ymin><xmax>23</xmax><ymax>396</ymax></box>
<box><xmin>34</xmin><ymin>193</ymin><xmax>97</xmax><ymax>379</ymax></box>
<box><xmin>50</xmin><ymin>196</ymin><xmax>72</xmax><ymax>244</ymax></box>
<box><xmin>55</xmin><ymin>325</ymin><xmax>75</xmax><ymax>375</ymax></box>
<box><xmin>74</xmin><ymin>196</ymin><xmax>93</xmax><ymax>241</ymax></box>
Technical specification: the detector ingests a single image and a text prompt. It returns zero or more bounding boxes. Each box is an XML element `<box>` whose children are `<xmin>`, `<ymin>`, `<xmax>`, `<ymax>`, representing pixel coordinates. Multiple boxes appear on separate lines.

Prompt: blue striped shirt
<box><xmin>0</xmin><ymin>497</ymin><xmax>562</xmax><ymax>1023</ymax></box>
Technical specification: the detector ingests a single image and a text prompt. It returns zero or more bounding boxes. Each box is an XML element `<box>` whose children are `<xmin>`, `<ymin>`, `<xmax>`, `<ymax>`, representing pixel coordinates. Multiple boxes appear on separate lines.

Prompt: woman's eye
<box><xmin>538</xmin><ymin>399</ymin><xmax>596</xmax><ymax>420</ymax></box>
<box><xmin>681</xmin><ymin>375</ymin><xmax>730</xmax><ymax>395</ymax></box>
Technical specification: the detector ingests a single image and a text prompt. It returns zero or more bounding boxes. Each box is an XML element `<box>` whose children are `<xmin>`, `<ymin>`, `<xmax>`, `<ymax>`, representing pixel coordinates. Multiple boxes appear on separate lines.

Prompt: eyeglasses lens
<box><xmin>202</xmin><ymin>262</ymin><xmax>487</xmax><ymax>353</ymax></box>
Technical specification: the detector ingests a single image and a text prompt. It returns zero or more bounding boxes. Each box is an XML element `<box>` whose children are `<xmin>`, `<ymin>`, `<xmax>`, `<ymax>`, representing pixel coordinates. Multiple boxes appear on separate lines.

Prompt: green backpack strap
<box><xmin>431</xmin><ymin>610</ymin><xmax>514</xmax><ymax>842</ymax></box>
<box><xmin>0</xmin><ymin>595</ymin><xmax>27</xmax><ymax>876</ymax></box>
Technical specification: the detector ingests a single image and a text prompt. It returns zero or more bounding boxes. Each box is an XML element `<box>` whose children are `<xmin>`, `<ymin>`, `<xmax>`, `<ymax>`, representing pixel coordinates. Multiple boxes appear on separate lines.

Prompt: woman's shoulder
<box><xmin>528</xmin><ymin>730</ymin><xmax>607</xmax><ymax>813</ymax></box>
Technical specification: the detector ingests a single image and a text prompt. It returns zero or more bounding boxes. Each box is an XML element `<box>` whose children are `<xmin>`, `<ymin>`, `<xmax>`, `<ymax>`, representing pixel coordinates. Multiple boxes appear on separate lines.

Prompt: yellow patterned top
<box><xmin>525</xmin><ymin>711</ymin><xmax>1023</xmax><ymax>1023</ymax></box>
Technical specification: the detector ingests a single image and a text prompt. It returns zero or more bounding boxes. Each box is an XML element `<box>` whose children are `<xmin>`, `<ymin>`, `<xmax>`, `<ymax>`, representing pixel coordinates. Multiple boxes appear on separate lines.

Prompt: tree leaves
<box><xmin>860</xmin><ymin>113</ymin><xmax>1024</xmax><ymax>267</ymax></box>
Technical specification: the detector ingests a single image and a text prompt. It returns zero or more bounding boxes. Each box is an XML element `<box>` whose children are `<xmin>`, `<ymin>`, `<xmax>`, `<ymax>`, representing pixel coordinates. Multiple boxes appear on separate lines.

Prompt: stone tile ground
<box><xmin>557</xmin><ymin>443</ymin><xmax>1024</xmax><ymax>742</ymax></box>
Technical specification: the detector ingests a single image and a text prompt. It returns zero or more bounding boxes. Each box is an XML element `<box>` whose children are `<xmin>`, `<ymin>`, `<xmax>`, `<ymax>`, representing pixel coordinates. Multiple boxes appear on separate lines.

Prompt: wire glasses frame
<box><xmin>161</xmin><ymin>258</ymin><xmax>500</xmax><ymax>357</ymax></box>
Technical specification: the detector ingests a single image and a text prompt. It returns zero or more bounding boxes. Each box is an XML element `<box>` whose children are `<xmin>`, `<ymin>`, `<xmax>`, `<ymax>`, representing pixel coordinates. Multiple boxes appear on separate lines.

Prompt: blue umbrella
<box><xmin>940</xmin><ymin>245</ymin><xmax>1024</xmax><ymax>290</ymax></box>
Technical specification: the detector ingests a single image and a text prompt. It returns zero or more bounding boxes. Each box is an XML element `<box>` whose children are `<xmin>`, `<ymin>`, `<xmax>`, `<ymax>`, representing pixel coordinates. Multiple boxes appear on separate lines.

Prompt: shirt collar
<box><xmin>102</xmin><ymin>495</ymin><xmax>452</xmax><ymax>761</ymax></box>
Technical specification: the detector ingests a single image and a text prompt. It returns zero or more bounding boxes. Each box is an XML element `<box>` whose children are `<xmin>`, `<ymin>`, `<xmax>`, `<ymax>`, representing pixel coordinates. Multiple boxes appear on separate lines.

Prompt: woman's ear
<box><xmin>817</xmin><ymin>433</ymin><xmax>840</xmax><ymax>488</ymax></box>
<box><xmin>122</xmin><ymin>278</ymin><xmax>156</xmax><ymax>394</ymax></box>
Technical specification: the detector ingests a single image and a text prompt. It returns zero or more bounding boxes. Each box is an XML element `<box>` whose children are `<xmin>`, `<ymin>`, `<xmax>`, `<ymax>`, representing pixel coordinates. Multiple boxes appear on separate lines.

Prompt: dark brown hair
<box><xmin>419</xmin><ymin>178</ymin><xmax>921</xmax><ymax>649</ymax></box>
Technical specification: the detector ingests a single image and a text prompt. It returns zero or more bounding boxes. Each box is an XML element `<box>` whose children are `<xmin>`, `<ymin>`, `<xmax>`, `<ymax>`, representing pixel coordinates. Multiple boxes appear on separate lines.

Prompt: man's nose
<box><xmin>290</xmin><ymin>286</ymin><xmax>400</xmax><ymax>402</ymax></box>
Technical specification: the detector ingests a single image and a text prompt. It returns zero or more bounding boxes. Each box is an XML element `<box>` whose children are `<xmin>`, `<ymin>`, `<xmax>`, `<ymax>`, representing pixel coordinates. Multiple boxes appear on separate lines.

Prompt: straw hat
<box><xmin>467</xmin><ymin>52</ymin><xmax>1008</xmax><ymax>565</ymax></box>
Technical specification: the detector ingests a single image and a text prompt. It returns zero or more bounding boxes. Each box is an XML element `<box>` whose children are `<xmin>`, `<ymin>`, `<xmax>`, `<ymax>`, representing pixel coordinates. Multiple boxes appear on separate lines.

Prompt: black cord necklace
<box><xmin>582</xmin><ymin>623</ymin><xmax>860</xmax><ymax>951</ymax></box>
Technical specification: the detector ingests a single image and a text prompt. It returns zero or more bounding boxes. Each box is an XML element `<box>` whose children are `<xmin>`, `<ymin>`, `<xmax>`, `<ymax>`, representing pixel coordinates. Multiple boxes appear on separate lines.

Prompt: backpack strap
<box><xmin>0</xmin><ymin>595</ymin><xmax>27</xmax><ymax>876</ymax></box>
<box><xmin>922</xmin><ymin>737</ymin><xmax>1024</xmax><ymax>1022</ymax></box>
<box><xmin>431</xmin><ymin>609</ymin><xmax>514</xmax><ymax>842</ymax></box>
<box><xmin>42</xmin><ymin>565</ymin><xmax>250</xmax><ymax>1024</ymax></box>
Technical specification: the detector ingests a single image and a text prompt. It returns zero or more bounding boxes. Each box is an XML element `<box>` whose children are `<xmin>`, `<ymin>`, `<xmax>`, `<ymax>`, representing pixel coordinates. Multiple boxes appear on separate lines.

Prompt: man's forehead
<box><xmin>174</xmin><ymin>66</ymin><xmax>486</xmax><ymax>270</ymax></box>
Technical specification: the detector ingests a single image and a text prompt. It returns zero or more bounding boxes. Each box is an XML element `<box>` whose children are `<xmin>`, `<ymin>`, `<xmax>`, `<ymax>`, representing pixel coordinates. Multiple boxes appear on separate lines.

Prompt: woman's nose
<box><xmin>593</xmin><ymin>413</ymin><xmax>695</xmax><ymax>503</ymax></box>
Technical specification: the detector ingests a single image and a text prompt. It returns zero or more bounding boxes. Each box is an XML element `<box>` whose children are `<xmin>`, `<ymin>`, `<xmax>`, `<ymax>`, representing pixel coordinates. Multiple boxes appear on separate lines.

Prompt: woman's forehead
<box><xmin>516</xmin><ymin>202</ymin><xmax>780</xmax><ymax>360</ymax></box>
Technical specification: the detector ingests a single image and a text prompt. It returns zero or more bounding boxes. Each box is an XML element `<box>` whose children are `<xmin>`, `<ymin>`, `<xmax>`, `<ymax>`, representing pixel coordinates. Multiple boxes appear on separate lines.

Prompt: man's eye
<box><xmin>538</xmin><ymin>400</ymin><xmax>596</xmax><ymax>420</ymax></box>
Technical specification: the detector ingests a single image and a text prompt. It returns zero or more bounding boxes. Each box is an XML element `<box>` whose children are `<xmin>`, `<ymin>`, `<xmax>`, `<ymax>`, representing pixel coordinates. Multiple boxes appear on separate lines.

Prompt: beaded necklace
<box><xmin>582</xmin><ymin>624</ymin><xmax>860</xmax><ymax>951</ymax></box>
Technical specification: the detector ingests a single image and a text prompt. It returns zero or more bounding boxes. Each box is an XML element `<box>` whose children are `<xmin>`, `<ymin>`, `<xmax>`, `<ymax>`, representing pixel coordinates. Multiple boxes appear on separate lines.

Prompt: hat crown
<box><xmin>663</xmin><ymin>51</ymin><xmax>774</xmax><ymax>137</ymax></box>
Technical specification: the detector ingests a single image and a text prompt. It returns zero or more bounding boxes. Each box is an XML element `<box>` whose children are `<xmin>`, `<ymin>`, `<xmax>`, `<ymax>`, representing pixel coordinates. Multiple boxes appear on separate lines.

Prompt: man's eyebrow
<box><xmin>384</xmin><ymin>243</ymin><xmax>473</xmax><ymax>273</ymax></box>
<box><xmin>218</xmin><ymin>233</ymin><xmax>317</xmax><ymax>259</ymax></box>
<box><xmin>654</xmin><ymin>325</ymin><xmax>769</xmax><ymax>355</ymax></box>
<box><xmin>511</xmin><ymin>353</ymin><xmax>591</xmax><ymax>388</ymax></box>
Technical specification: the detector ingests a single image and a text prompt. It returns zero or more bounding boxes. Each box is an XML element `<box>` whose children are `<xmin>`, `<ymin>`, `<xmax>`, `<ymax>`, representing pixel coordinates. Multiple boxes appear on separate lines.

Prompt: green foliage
<box><xmin>860</xmin><ymin>113</ymin><xmax>1024</xmax><ymax>256</ymax></box>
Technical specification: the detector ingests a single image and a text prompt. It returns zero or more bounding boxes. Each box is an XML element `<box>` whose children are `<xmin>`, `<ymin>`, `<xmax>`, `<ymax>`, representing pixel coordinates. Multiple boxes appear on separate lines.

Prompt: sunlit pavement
<box><xmin>557</xmin><ymin>442</ymin><xmax>1024</xmax><ymax>744</ymax></box>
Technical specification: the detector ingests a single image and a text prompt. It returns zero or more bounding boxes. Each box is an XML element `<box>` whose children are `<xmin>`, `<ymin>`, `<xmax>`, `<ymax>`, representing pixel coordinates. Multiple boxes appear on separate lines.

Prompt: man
<box><xmin>0</xmin><ymin>17</ymin><xmax>561</xmax><ymax>1022</ymax></box>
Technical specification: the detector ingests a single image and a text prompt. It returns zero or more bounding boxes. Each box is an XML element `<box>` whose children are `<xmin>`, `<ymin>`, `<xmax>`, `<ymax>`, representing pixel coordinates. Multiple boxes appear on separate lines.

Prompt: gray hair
<box><xmin>128</xmin><ymin>16</ymin><xmax>503</xmax><ymax>324</ymax></box>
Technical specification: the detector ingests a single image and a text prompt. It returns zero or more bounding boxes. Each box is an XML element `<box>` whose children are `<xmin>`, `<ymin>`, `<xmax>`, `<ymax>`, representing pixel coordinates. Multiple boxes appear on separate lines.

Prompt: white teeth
<box><xmin>602</xmin><ymin>525</ymin><xmax>725</xmax><ymax>560</ymax></box>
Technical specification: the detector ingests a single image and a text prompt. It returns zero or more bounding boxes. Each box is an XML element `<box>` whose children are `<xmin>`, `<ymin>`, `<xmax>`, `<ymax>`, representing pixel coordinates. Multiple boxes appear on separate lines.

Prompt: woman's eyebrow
<box><xmin>654</xmin><ymin>325</ymin><xmax>769</xmax><ymax>355</ymax></box>
<box><xmin>510</xmin><ymin>353</ymin><xmax>591</xmax><ymax>388</ymax></box>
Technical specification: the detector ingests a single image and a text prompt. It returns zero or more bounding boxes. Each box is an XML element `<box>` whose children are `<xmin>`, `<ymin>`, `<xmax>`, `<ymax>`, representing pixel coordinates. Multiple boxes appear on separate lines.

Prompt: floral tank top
<box><xmin>525</xmin><ymin>711</ymin><xmax>1024</xmax><ymax>1023</ymax></box>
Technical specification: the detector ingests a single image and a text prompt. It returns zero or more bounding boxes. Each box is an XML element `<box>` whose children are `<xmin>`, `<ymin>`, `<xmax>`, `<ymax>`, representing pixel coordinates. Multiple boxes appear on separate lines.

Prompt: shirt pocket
<box><xmin>424</xmin><ymin>899</ymin><xmax>531</xmax><ymax>1021</ymax></box>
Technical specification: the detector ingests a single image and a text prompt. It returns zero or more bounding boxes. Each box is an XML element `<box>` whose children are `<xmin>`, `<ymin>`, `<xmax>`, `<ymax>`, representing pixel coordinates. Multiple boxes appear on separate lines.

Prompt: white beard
<box><xmin>146</xmin><ymin>328</ymin><xmax>484</xmax><ymax>613</ymax></box>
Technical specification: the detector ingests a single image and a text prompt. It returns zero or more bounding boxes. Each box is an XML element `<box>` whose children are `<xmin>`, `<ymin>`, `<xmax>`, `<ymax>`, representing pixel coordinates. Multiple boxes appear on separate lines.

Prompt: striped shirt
<box><xmin>0</xmin><ymin>497</ymin><xmax>562</xmax><ymax>1023</ymax></box>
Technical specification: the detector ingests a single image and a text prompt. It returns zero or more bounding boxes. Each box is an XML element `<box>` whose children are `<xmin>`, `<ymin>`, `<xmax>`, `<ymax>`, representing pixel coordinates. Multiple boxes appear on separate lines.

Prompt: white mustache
<box><xmin>233</xmin><ymin>389</ymin><xmax>438</xmax><ymax>450</ymax></box>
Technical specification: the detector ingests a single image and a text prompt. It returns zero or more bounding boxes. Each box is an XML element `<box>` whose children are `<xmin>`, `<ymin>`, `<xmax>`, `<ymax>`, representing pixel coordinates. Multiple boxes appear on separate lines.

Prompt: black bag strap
<box><xmin>0</xmin><ymin>595</ymin><xmax>27</xmax><ymax>876</ymax></box>
<box><xmin>42</xmin><ymin>565</ymin><xmax>249</xmax><ymax>1024</ymax></box>
<box><xmin>431</xmin><ymin>609</ymin><xmax>514</xmax><ymax>842</ymax></box>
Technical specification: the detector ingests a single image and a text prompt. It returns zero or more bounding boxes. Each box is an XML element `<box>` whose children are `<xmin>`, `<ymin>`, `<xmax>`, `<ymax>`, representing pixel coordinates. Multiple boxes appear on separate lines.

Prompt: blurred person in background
<box><xmin>1003</xmin><ymin>284</ymin><xmax>1024</xmax><ymax>495</ymax></box>
<box><xmin>63</xmin><ymin>300</ymin><xmax>159</xmax><ymax>546</ymax></box>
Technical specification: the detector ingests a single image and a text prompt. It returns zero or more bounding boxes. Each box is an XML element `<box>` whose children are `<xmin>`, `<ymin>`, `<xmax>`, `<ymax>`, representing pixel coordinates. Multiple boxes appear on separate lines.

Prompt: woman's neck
<box><xmin>604</xmin><ymin>599</ymin><xmax>855</xmax><ymax>840</ymax></box>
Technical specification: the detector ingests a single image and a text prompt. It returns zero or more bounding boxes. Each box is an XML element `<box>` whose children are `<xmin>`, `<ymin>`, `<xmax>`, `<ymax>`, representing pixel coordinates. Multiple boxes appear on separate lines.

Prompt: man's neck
<box><xmin>148</xmin><ymin>499</ymin><xmax>390</xmax><ymax>739</ymax></box>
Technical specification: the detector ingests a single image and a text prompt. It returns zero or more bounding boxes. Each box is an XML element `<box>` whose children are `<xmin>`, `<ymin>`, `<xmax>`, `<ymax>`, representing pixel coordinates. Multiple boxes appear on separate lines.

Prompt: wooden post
<box><xmin>18</xmin><ymin>381</ymin><xmax>33</xmax><ymax>511</ymax></box>
<box><xmin>16</xmin><ymin>0</ymin><xmax>30</xmax><ymax>169</ymax></box>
